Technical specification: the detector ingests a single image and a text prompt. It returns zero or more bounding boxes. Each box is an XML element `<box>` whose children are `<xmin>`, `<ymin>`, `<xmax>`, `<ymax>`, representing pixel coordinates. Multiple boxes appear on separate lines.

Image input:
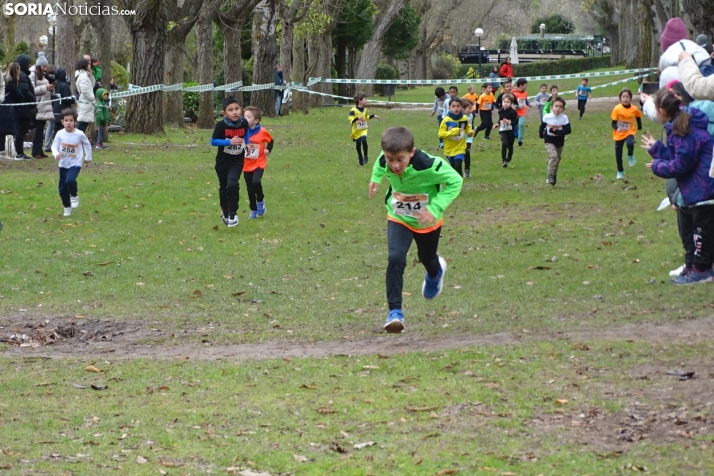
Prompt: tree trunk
<box><xmin>163</xmin><ymin>0</ymin><xmax>204</xmax><ymax>127</ymax></box>
<box><xmin>197</xmin><ymin>1</ymin><xmax>216</xmax><ymax>129</ymax></box>
<box><xmin>220</xmin><ymin>19</ymin><xmax>244</xmax><ymax>102</ymax></box>
<box><xmin>354</xmin><ymin>0</ymin><xmax>409</xmax><ymax>95</ymax></box>
<box><xmin>120</xmin><ymin>0</ymin><xmax>167</xmax><ymax>134</ymax></box>
<box><xmin>87</xmin><ymin>0</ymin><xmax>113</xmax><ymax>87</ymax></box>
<box><xmin>335</xmin><ymin>41</ymin><xmax>349</xmax><ymax>98</ymax></box>
<box><xmin>251</xmin><ymin>0</ymin><xmax>280</xmax><ymax>116</ymax></box>
<box><xmin>292</xmin><ymin>35</ymin><xmax>308</xmax><ymax>113</ymax></box>
<box><xmin>57</xmin><ymin>2</ymin><xmax>78</xmax><ymax>72</ymax></box>
<box><xmin>682</xmin><ymin>0</ymin><xmax>714</xmax><ymax>41</ymax></box>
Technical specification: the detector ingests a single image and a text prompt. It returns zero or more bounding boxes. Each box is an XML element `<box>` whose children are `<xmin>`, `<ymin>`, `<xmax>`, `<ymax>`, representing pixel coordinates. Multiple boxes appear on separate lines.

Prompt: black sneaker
<box><xmin>546</xmin><ymin>175</ymin><xmax>555</xmax><ymax>185</ymax></box>
<box><xmin>502</xmin><ymin>160</ymin><xmax>508</xmax><ymax>168</ymax></box>
<box><xmin>464</xmin><ymin>169</ymin><xmax>471</xmax><ymax>178</ymax></box>
<box><xmin>518</xmin><ymin>140</ymin><xmax>523</xmax><ymax>146</ymax></box>
<box><xmin>364</xmin><ymin>157</ymin><xmax>369</xmax><ymax>165</ymax></box>
<box><xmin>553</xmin><ymin>174</ymin><xmax>557</xmax><ymax>185</ymax></box>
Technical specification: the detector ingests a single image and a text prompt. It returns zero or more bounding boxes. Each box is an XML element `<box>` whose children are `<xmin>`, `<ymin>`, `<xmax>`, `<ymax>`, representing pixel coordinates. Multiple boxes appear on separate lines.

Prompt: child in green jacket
<box><xmin>95</xmin><ymin>88</ymin><xmax>110</xmax><ymax>149</ymax></box>
<box><xmin>369</xmin><ymin>126</ymin><xmax>463</xmax><ymax>333</ymax></box>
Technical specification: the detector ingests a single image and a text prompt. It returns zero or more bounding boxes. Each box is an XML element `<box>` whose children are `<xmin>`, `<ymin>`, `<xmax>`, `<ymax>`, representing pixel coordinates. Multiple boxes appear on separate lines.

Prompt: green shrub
<box><xmin>530</xmin><ymin>14</ymin><xmax>575</xmax><ymax>34</ymax></box>
<box><xmin>111</xmin><ymin>61</ymin><xmax>129</xmax><ymax>89</ymax></box>
<box><xmin>432</xmin><ymin>53</ymin><xmax>461</xmax><ymax>80</ymax></box>
<box><xmin>374</xmin><ymin>63</ymin><xmax>398</xmax><ymax>96</ymax></box>
<box><xmin>183</xmin><ymin>81</ymin><xmax>199</xmax><ymax>122</ymax></box>
<box><xmin>0</xmin><ymin>46</ymin><xmax>5</xmax><ymax>66</ymax></box>
<box><xmin>496</xmin><ymin>36</ymin><xmax>589</xmax><ymax>51</ymax></box>
<box><xmin>8</xmin><ymin>41</ymin><xmax>31</xmax><ymax>60</ymax></box>
<box><xmin>511</xmin><ymin>55</ymin><xmax>611</xmax><ymax>77</ymax></box>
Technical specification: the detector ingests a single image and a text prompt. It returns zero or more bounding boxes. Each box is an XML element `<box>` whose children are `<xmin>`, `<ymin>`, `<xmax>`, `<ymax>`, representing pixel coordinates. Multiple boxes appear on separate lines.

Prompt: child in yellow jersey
<box><xmin>349</xmin><ymin>92</ymin><xmax>381</xmax><ymax>166</ymax></box>
<box><xmin>611</xmin><ymin>89</ymin><xmax>642</xmax><ymax>179</ymax></box>
<box><xmin>473</xmin><ymin>83</ymin><xmax>496</xmax><ymax>140</ymax></box>
<box><xmin>438</xmin><ymin>99</ymin><xmax>474</xmax><ymax>176</ymax></box>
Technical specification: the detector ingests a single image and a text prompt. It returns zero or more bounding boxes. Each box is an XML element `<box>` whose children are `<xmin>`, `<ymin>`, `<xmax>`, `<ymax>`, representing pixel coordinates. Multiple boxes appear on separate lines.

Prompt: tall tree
<box><xmin>381</xmin><ymin>4</ymin><xmax>420</xmax><ymax>62</ymax></box>
<box><xmin>278</xmin><ymin>0</ymin><xmax>315</xmax><ymax>92</ymax></box>
<box><xmin>682</xmin><ymin>0</ymin><xmax>714</xmax><ymax>40</ymax></box>
<box><xmin>354</xmin><ymin>0</ymin><xmax>409</xmax><ymax>93</ymax></box>
<box><xmin>197</xmin><ymin>0</ymin><xmax>218</xmax><ymax>128</ymax></box>
<box><xmin>119</xmin><ymin>0</ymin><xmax>167</xmax><ymax>134</ymax></box>
<box><xmin>307</xmin><ymin>0</ymin><xmax>343</xmax><ymax>106</ymax></box>
<box><xmin>56</xmin><ymin>0</ymin><xmax>85</xmax><ymax>72</ymax></box>
<box><xmin>87</xmin><ymin>0</ymin><xmax>113</xmax><ymax>88</ymax></box>
<box><xmin>216</xmin><ymin>0</ymin><xmax>255</xmax><ymax>104</ymax></box>
<box><xmin>251</xmin><ymin>0</ymin><xmax>280</xmax><ymax>116</ymax></box>
<box><xmin>163</xmin><ymin>0</ymin><xmax>203</xmax><ymax>127</ymax></box>
<box><xmin>332</xmin><ymin>0</ymin><xmax>373</xmax><ymax>97</ymax></box>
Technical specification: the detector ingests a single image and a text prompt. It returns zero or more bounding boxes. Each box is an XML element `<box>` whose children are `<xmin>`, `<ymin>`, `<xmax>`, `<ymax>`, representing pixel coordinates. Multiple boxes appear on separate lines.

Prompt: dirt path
<box><xmin>3</xmin><ymin>315</ymin><xmax>713</xmax><ymax>361</ymax></box>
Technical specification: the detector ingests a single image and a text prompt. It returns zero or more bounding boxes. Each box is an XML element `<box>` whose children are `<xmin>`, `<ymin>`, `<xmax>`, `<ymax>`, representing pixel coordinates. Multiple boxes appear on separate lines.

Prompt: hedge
<box><xmin>511</xmin><ymin>55</ymin><xmax>611</xmax><ymax>77</ymax></box>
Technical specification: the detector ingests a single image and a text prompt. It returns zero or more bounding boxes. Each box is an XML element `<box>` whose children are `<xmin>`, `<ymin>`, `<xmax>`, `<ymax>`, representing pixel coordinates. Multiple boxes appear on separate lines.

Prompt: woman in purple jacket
<box><xmin>644</xmin><ymin>89</ymin><xmax>714</xmax><ymax>284</ymax></box>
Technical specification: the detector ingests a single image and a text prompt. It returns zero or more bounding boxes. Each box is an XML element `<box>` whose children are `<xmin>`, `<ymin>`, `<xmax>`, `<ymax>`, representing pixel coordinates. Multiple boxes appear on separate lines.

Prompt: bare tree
<box><xmin>681</xmin><ymin>0</ymin><xmax>714</xmax><ymax>40</ymax></box>
<box><xmin>197</xmin><ymin>0</ymin><xmax>217</xmax><ymax>129</ymax></box>
<box><xmin>216</xmin><ymin>0</ymin><xmax>255</xmax><ymax>105</ymax></box>
<box><xmin>251</xmin><ymin>0</ymin><xmax>280</xmax><ymax>116</ymax></box>
<box><xmin>87</xmin><ymin>0</ymin><xmax>113</xmax><ymax>88</ymax></box>
<box><xmin>119</xmin><ymin>0</ymin><xmax>167</xmax><ymax>134</ymax></box>
<box><xmin>163</xmin><ymin>0</ymin><xmax>203</xmax><ymax>127</ymax></box>
<box><xmin>56</xmin><ymin>1</ymin><xmax>85</xmax><ymax>72</ymax></box>
<box><xmin>306</xmin><ymin>0</ymin><xmax>343</xmax><ymax>106</ymax></box>
<box><xmin>278</xmin><ymin>0</ymin><xmax>315</xmax><ymax>87</ymax></box>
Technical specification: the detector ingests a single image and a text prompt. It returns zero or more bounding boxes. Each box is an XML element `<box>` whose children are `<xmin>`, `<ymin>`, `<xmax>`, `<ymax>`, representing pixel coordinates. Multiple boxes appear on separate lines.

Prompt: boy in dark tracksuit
<box><xmin>493</xmin><ymin>93</ymin><xmax>518</xmax><ymax>167</ymax></box>
<box><xmin>369</xmin><ymin>126</ymin><xmax>463</xmax><ymax>333</ymax></box>
<box><xmin>210</xmin><ymin>97</ymin><xmax>248</xmax><ymax>227</ymax></box>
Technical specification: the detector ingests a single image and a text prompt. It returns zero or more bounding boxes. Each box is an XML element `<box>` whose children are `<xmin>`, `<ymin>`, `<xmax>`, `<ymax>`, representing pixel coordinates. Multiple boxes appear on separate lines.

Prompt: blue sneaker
<box><xmin>249</xmin><ymin>210</ymin><xmax>258</xmax><ymax>219</ymax></box>
<box><xmin>616</xmin><ymin>171</ymin><xmax>625</xmax><ymax>180</ymax></box>
<box><xmin>384</xmin><ymin>309</ymin><xmax>404</xmax><ymax>333</ymax></box>
<box><xmin>422</xmin><ymin>256</ymin><xmax>447</xmax><ymax>299</ymax></box>
<box><xmin>628</xmin><ymin>155</ymin><xmax>636</xmax><ymax>167</ymax></box>
<box><xmin>672</xmin><ymin>268</ymin><xmax>712</xmax><ymax>285</ymax></box>
<box><xmin>257</xmin><ymin>200</ymin><xmax>266</xmax><ymax>217</ymax></box>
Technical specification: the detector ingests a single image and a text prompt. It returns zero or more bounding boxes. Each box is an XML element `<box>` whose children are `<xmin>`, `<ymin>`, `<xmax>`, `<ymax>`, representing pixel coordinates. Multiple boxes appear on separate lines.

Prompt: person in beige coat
<box><xmin>74</xmin><ymin>58</ymin><xmax>96</xmax><ymax>135</ymax></box>
<box><xmin>679</xmin><ymin>51</ymin><xmax>714</xmax><ymax>101</ymax></box>
<box><xmin>29</xmin><ymin>53</ymin><xmax>54</xmax><ymax>158</ymax></box>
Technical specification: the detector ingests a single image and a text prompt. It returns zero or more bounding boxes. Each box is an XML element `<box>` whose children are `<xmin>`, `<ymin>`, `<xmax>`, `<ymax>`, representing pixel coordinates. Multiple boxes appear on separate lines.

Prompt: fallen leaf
<box><xmin>354</xmin><ymin>441</ymin><xmax>376</xmax><ymax>450</ymax></box>
<box><xmin>300</xmin><ymin>384</ymin><xmax>317</xmax><ymax>389</ymax></box>
<box><xmin>377</xmin><ymin>354</ymin><xmax>389</xmax><ymax>359</ymax></box>
<box><xmin>293</xmin><ymin>454</ymin><xmax>308</xmax><ymax>462</ymax></box>
<box><xmin>136</xmin><ymin>455</ymin><xmax>147</xmax><ymax>464</ymax></box>
<box><xmin>571</xmin><ymin>343</ymin><xmax>590</xmax><ymax>351</ymax></box>
<box><xmin>232</xmin><ymin>291</ymin><xmax>246</xmax><ymax>297</ymax></box>
<box><xmin>136</xmin><ymin>282</ymin><xmax>145</xmax><ymax>286</ymax></box>
<box><xmin>406</xmin><ymin>406</ymin><xmax>439</xmax><ymax>412</ymax></box>
<box><xmin>317</xmin><ymin>408</ymin><xmax>336</xmax><ymax>414</ymax></box>
<box><xmin>436</xmin><ymin>470</ymin><xmax>460</xmax><ymax>475</ymax></box>
<box><xmin>555</xmin><ymin>399</ymin><xmax>569</xmax><ymax>405</ymax></box>
<box><xmin>159</xmin><ymin>460</ymin><xmax>183</xmax><ymax>468</ymax></box>
<box><xmin>91</xmin><ymin>384</ymin><xmax>108</xmax><ymax>391</ymax></box>
<box><xmin>34</xmin><ymin>382</ymin><xmax>51</xmax><ymax>387</ymax></box>
<box><xmin>85</xmin><ymin>365</ymin><xmax>103</xmax><ymax>373</ymax></box>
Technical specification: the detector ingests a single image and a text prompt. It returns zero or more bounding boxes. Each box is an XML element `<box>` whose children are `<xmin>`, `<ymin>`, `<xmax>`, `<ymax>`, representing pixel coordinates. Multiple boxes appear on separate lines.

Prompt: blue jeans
<box><xmin>58</xmin><ymin>166</ymin><xmax>81</xmax><ymax>208</ymax></box>
<box><xmin>517</xmin><ymin>116</ymin><xmax>526</xmax><ymax>141</ymax></box>
<box><xmin>274</xmin><ymin>90</ymin><xmax>283</xmax><ymax>115</ymax></box>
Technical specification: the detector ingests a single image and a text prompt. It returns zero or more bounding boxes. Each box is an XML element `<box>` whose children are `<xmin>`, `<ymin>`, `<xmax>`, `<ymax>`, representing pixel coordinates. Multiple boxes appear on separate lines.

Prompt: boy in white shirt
<box><xmin>52</xmin><ymin>109</ymin><xmax>92</xmax><ymax>216</ymax></box>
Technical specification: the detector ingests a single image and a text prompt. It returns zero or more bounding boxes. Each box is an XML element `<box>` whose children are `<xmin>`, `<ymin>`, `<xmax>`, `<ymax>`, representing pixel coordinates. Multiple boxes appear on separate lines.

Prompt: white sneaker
<box><xmin>227</xmin><ymin>214</ymin><xmax>238</xmax><ymax>227</ymax></box>
<box><xmin>70</xmin><ymin>196</ymin><xmax>79</xmax><ymax>209</ymax></box>
<box><xmin>63</xmin><ymin>207</ymin><xmax>71</xmax><ymax>217</ymax></box>
<box><xmin>669</xmin><ymin>264</ymin><xmax>686</xmax><ymax>277</ymax></box>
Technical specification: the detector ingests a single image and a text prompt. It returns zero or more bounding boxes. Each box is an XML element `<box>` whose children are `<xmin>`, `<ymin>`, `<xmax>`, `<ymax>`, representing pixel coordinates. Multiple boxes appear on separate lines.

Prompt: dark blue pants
<box><xmin>58</xmin><ymin>166</ymin><xmax>81</xmax><ymax>208</ymax></box>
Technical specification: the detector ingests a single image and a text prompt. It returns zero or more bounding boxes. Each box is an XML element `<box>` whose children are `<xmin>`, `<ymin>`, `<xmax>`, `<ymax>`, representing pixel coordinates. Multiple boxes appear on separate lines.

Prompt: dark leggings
<box><xmin>686</xmin><ymin>204</ymin><xmax>714</xmax><ymax>271</ymax></box>
<box><xmin>578</xmin><ymin>98</ymin><xmax>587</xmax><ymax>117</ymax></box>
<box><xmin>244</xmin><ymin>168</ymin><xmax>265</xmax><ymax>211</ymax></box>
<box><xmin>677</xmin><ymin>207</ymin><xmax>696</xmax><ymax>268</ymax></box>
<box><xmin>474</xmin><ymin>110</ymin><xmax>493</xmax><ymax>137</ymax></box>
<box><xmin>14</xmin><ymin>118</ymin><xmax>33</xmax><ymax>156</ymax></box>
<box><xmin>614</xmin><ymin>136</ymin><xmax>635</xmax><ymax>172</ymax></box>
<box><xmin>447</xmin><ymin>156</ymin><xmax>463</xmax><ymax>176</ymax></box>
<box><xmin>32</xmin><ymin>119</ymin><xmax>46</xmax><ymax>156</ymax></box>
<box><xmin>464</xmin><ymin>142</ymin><xmax>471</xmax><ymax>171</ymax></box>
<box><xmin>354</xmin><ymin>137</ymin><xmax>368</xmax><ymax>163</ymax></box>
<box><xmin>386</xmin><ymin>221</ymin><xmax>441</xmax><ymax>310</ymax></box>
<box><xmin>500</xmin><ymin>131</ymin><xmax>515</xmax><ymax>162</ymax></box>
<box><xmin>77</xmin><ymin>122</ymin><xmax>89</xmax><ymax>133</ymax></box>
<box><xmin>215</xmin><ymin>157</ymin><xmax>243</xmax><ymax>215</ymax></box>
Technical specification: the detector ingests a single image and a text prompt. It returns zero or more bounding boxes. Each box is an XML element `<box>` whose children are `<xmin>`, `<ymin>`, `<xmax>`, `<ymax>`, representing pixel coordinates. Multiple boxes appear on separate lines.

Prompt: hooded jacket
<box><xmin>679</xmin><ymin>56</ymin><xmax>714</xmax><ymax>102</ymax></box>
<box><xmin>649</xmin><ymin>107</ymin><xmax>714</xmax><ymax>205</ymax></box>
<box><xmin>0</xmin><ymin>72</ymin><xmax>17</xmax><ymax>137</ymax></box>
<box><xmin>30</xmin><ymin>68</ymin><xmax>54</xmax><ymax>121</ymax></box>
<box><xmin>52</xmin><ymin>68</ymin><xmax>76</xmax><ymax>121</ymax></box>
<box><xmin>95</xmin><ymin>87</ymin><xmax>110</xmax><ymax>124</ymax></box>
<box><xmin>14</xmin><ymin>55</ymin><xmax>37</xmax><ymax>119</ymax></box>
<box><xmin>75</xmin><ymin>69</ymin><xmax>95</xmax><ymax>123</ymax></box>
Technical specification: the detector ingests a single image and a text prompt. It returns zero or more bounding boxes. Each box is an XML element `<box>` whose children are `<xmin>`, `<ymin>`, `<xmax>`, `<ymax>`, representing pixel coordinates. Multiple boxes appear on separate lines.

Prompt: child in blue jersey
<box><xmin>576</xmin><ymin>78</ymin><xmax>592</xmax><ymax>120</ymax></box>
<box><xmin>349</xmin><ymin>92</ymin><xmax>381</xmax><ymax>166</ymax></box>
<box><xmin>430</xmin><ymin>87</ymin><xmax>447</xmax><ymax>148</ymax></box>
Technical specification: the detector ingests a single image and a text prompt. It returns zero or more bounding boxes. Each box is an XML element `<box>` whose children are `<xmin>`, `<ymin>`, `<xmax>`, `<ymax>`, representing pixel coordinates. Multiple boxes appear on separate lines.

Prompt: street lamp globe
<box><xmin>39</xmin><ymin>35</ymin><xmax>48</xmax><ymax>48</ymax></box>
<box><xmin>474</xmin><ymin>28</ymin><xmax>484</xmax><ymax>38</ymax></box>
<box><xmin>474</xmin><ymin>28</ymin><xmax>484</xmax><ymax>77</ymax></box>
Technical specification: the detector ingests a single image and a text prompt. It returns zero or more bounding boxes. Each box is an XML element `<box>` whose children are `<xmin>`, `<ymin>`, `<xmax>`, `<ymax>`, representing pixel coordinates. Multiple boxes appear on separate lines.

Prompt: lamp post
<box><xmin>47</xmin><ymin>13</ymin><xmax>57</xmax><ymax>64</ymax></box>
<box><xmin>539</xmin><ymin>23</ymin><xmax>545</xmax><ymax>38</ymax></box>
<box><xmin>474</xmin><ymin>28</ymin><xmax>484</xmax><ymax>77</ymax></box>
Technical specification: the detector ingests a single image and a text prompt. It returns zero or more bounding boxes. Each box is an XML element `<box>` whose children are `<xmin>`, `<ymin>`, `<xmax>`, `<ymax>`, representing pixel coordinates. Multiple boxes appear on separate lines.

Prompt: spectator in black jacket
<box><xmin>12</xmin><ymin>55</ymin><xmax>38</xmax><ymax>160</ymax></box>
<box><xmin>51</xmin><ymin>68</ymin><xmax>76</xmax><ymax>140</ymax></box>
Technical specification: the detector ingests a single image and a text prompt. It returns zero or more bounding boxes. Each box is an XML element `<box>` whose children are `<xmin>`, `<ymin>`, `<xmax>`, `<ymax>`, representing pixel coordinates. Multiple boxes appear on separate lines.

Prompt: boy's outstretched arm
<box><xmin>426</xmin><ymin>158</ymin><xmax>463</xmax><ymax>217</ymax></box>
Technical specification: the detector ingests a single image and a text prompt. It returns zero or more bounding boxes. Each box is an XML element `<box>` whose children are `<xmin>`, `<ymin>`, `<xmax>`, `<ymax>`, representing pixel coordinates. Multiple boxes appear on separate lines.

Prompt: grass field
<box><xmin>1</xmin><ymin>92</ymin><xmax>714</xmax><ymax>474</ymax></box>
<box><xmin>378</xmin><ymin>66</ymin><xmax>649</xmax><ymax>104</ymax></box>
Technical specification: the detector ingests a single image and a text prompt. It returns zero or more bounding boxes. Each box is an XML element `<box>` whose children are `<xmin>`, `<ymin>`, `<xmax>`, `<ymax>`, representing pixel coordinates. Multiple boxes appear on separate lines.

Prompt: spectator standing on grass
<box><xmin>43</xmin><ymin>64</ymin><xmax>57</xmax><ymax>153</ymax></box>
<box><xmin>644</xmin><ymin>89</ymin><xmax>714</xmax><ymax>285</ymax></box>
<box><xmin>74</xmin><ymin>58</ymin><xmax>96</xmax><ymax>136</ymax></box>
<box><xmin>51</xmin><ymin>68</ymin><xmax>75</xmax><ymax>141</ymax></box>
<box><xmin>30</xmin><ymin>54</ymin><xmax>53</xmax><ymax>158</ymax></box>
<box><xmin>0</xmin><ymin>64</ymin><xmax>19</xmax><ymax>159</ymax></box>
<box><xmin>488</xmin><ymin>66</ymin><xmax>500</xmax><ymax>90</ymax></box>
<box><xmin>274</xmin><ymin>63</ymin><xmax>285</xmax><ymax>116</ymax></box>
<box><xmin>11</xmin><ymin>55</ymin><xmax>37</xmax><ymax>160</ymax></box>
<box><xmin>499</xmin><ymin>57</ymin><xmax>513</xmax><ymax>79</ymax></box>
<box><xmin>368</xmin><ymin>126</ymin><xmax>463</xmax><ymax>334</ymax></box>
<box><xmin>95</xmin><ymin>87</ymin><xmax>110</xmax><ymax>149</ymax></box>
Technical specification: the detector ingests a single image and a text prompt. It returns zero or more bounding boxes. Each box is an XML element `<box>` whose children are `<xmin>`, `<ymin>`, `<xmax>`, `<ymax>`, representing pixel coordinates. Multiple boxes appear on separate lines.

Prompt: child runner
<box><xmin>443</xmin><ymin>86</ymin><xmax>459</xmax><ymax>112</ymax></box>
<box><xmin>463</xmin><ymin>85</ymin><xmax>478</xmax><ymax>104</ymax></box>
<box><xmin>495</xmin><ymin>79</ymin><xmax>513</xmax><ymax>111</ymax></box>
<box><xmin>430</xmin><ymin>87</ymin><xmax>447</xmax><ymax>148</ymax></box>
<box><xmin>439</xmin><ymin>98</ymin><xmax>473</xmax><ymax>176</ymax></box>
<box><xmin>349</xmin><ymin>92</ymin><xmax>380</xmax><ymax>166</ymax></box>
<box><xmin>51</xmin><ymin>109</ymin><xmax>92</xmax><ymax>217</ymax></box>
<box><xmin>542</xmin><ymin>84</ymin><xmax>561</xmax><ymax>114</ymax></box>
<box><xmin>243</xmin><ymin>106</ymin><xmax>274</xmax><ymax>219</ymax></box>
<box><xmin>611</xmin><ymin>89</ymin><xmax>643</xmax><ymax>179</ymax></box>
<box><xmin>211</xmin><ymin>96</ymin><xmax>248</xmax><ymax>227</ymax></box>
<box><xmin>534</xmin><ymin>83</ymin><xmax>550</xmax><ymax>123</ymax></box>
<box><xmin>538</xmin><ymin>97</ymin><xmax>571</xmax><ymax>185</ymax></box>
<box><xmin>513</xmin><ymin>78</ymin><xmax>533</xmax><ymax>146</ymax></box>
<box><xmin>493</xmin><ymin>93</ymin><xmax>518</xmax><ymax>167</ymax></box>
<box><xmin>461</xmin><ymin>98</ymin><xmax>474</xmax><ymax>178</ymax></box>
<box><xmin>368</xmin><ymin>126</ymin><xmax>463</xmax><ymax>333</ymax></box>
<box><xmin>473</xmin><ymin>83</ymin><xmax>495</xmax><ymax>140</ymax></box>
<box><xmin>644</xmin><ymin>89</ymin><xmax>714</xmax><ymax>284</ymax></box>
<box><xmin>576</xmin><ymin>78</ymin><xmax>592</xmax><ymax>120</ymax></box>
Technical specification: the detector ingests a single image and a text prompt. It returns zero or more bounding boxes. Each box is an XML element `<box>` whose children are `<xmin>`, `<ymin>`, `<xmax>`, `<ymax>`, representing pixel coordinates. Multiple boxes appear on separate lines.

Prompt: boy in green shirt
<box><xmin>369</xmin><ymin>127</ymin><xmax>463</xmax><ymax>333</ymax></box>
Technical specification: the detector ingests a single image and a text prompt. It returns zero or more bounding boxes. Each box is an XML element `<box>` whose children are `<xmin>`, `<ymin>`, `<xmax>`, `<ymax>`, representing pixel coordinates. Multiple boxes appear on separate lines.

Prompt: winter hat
<box><xmin>660</xmin><ymin>18</ymin><xmax>688</xmax><ymax>51</ymax></box>
<box><xmin>696</xmin><ymin>34</ymin><xmax>708</xmax><ymax>47</ymax></box>
<box><xmin>36</xmin><ymin>52</ymin><xmax>48</xmax><ymax>67</ymax></box>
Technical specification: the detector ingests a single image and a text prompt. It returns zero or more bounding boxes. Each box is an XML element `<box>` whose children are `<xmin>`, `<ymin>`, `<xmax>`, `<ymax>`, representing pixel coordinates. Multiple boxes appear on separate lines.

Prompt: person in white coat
<box><xmin>74</xmin><ymin>58</ymin><xmax>95</xmax><ymax>135</ymax></box>
<box><xmin>30</xmin><ymin>53</ymin><xmax>54</xmax><ymax>158</ymax></box>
